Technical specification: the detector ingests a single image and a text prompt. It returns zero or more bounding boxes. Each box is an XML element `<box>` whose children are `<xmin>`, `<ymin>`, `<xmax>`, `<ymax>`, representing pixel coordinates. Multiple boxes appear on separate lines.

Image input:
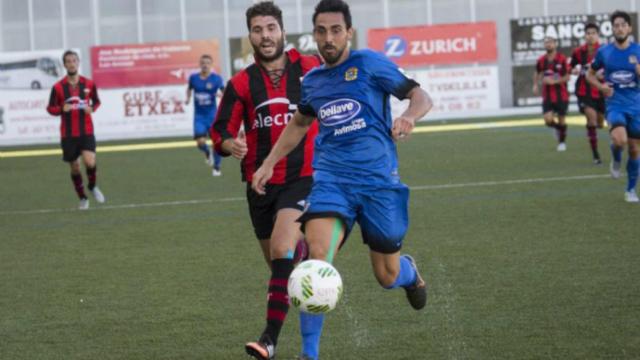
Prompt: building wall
<box><xmin>1</xmin><ymin>0</ymin><xmax>639</xmax><ymax>107</ymax></box>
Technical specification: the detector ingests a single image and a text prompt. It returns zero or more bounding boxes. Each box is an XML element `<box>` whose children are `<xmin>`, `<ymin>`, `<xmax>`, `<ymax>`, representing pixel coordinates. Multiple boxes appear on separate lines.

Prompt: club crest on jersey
<box><xmin>629</xmin><ymin>55</ymin><xmax>638</xmax><ymax>64</ymax></box>
<box><xmin>318</xmin><ymin>99</ymin><xmax>362</xmax><ymax>126</ymax></box>
<box><xmin>344</xmin><ymin>67</ymin><xmax>358</xmax><ymax>81</ymax></box>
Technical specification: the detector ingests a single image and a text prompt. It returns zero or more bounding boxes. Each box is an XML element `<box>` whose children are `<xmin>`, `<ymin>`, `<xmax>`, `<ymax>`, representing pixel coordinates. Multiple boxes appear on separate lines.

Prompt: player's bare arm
<box><xmin>392</xmin><ymin>86</ymin><xmax>432</xmax><ymax>141</ymax></box>
<box><xmin>586</xmin><ymin>67</ymin><xmax>613</xmax><ymax>97</ymax></box>
<box><xmin>532</xmin><ymin>71</ymin><xmax>542</xmax><ymax>95</ymax></box>
<box><xmin>252</xmin><ymin>111</ymin><xmax>314</xmax><ymax>194</ymax></box>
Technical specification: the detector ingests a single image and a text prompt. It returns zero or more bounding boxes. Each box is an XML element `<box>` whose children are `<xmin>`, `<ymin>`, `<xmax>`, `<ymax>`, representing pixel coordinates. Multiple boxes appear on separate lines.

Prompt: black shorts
<box><xmin>542</xmin><ymin>101</ymin><xmax>569</xmax><ymax>116</ymax></box>
<box><xmin>246</xmin><ymin>177</ymin><xmax>312</xmax><ymax>239</ymax></box>
<box><xmin>577</xmin><ymin>96</ymin><xmax>605</xmax><ymax>115</ymax></box>
<box><xmin>60</xmin><ymin>135</ymin><xmax>96</xmax><ymax>162</ymax></box>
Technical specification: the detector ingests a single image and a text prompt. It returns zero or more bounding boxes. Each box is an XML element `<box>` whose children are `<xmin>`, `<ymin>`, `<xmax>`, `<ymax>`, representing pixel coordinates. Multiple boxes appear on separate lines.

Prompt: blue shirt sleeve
<box><xmin>217</xmin><ymin>75</ymin><xmax>225</xmax><ymax>91</ymax></box>
<box><xmin>298</xmin><ymin>73</ymin><xmax>317</xmax><ymax>117</ymax></box>
<box><xmin>366</xmin><ymin>50</ymin><xmax>419</xmax><ymax>100</ymax></box>
<box><xmin>591</xmin><ymin>47</ymin><xmax>604</xmax><ymax>71</ymax></box>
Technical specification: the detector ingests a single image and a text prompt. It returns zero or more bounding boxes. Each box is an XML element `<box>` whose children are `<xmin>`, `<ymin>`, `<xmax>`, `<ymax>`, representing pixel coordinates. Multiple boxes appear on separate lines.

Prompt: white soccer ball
<box><xmin>288</xmin><ymin>259</ymin><xmax>343</xmax><ymax>314</ymax></box>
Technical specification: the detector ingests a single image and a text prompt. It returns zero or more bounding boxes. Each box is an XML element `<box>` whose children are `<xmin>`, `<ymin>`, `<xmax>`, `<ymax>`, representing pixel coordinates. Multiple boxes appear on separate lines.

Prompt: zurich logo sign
<box><xmin>318</xmin><ymin>99</ymin><xmax>362</xmax><ymax>126</ymax></box>
<box><xmin>610</xmin><ymin>70</ymin><xmax>635</xmax><ymax>84</ymax></box>
<box><xmin>384</xmin><ymin>36</ymin><xmax>407</xmax><ymax>58</ymax></box>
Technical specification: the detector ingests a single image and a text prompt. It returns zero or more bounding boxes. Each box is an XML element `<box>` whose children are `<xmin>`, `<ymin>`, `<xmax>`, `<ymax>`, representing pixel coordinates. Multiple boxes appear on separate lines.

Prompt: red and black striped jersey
<box><xmin>211</xmin><ymin>49</ymin><xmax>321</xmax><ymax>185</ymax></box>
<box><xmin>536</xmin><ymin>53</ymin><xmax>570</xmax><ymax>103</ymax></box>
<box><xmin>47</xmin><ymin>76</ymin><xmax>101</xmax><ymax>138</ymax></box>
<box><xmin>570</xmin><ymin>43</ymin><xmax>601</xmax><ymax>99</ymax></box>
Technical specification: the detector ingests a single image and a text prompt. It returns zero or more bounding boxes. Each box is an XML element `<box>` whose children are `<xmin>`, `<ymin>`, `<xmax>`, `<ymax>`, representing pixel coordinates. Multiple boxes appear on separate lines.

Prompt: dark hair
<box><xmin>62</xmin><ymin>50</ymin><xmax>79</xmax><ymax>64</ymax></box>
<box><xmin>611</xmin><ymin>10</ymin><xmax>632</xmax><ymax>26</ymax></box>
<box><xmin>200</xmin><ymin>54</ymin><xmax>213</xmax><ymax>61</ymax></box>
<box><xmin>246</xmin><ymin>1</ymin><xmax>283</xmax><ymax>31</ymax></box>
<box><xmin>585</xmin><ymin>23</ymin><xmax>599</xmax><ymax>33</ymax></box>
<box><xmin>313</xmin><ymin>0</ymin><xmax>352</xmax><ymax>29</ymax></box>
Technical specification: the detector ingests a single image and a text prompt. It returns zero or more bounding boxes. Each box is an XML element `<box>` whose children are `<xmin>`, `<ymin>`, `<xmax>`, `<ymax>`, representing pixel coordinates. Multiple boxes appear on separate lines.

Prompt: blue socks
<box><xmin>197</xmin><ymin>143</ymin><xmax>210</xmax><ymax>157</ymax></box>
<box><xmin>213</xmin><ymin>151</ymin><xmax>222</xmax><ymax>169</ymax></box>
<box><xmin>611</xmin><ymin>143</ymin><xmax>623</xmax><ymax>163</ymax></box>
<box><xmin>626</xmin><ymin>158</ymin><xmax>639</xmax><ymax>191</ymax></box>
<box><xmin>384</xmin><ymin>255</ymin><xmax>418</xmax><ymax>289</ymax></box>
<box><xmin>300</xmin><ymin>312</ymin><xmax>324</xmax><ymax>360</ymax></box>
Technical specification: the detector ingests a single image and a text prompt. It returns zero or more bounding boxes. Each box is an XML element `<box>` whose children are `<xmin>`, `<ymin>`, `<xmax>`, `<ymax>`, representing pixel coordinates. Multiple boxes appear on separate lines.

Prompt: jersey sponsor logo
<box><xmin>253</xmin><ymin>97</ymin><xmax>298</xmax><ymax>129</ymax></box>
<box><xmin>318</xmin><ymin>99</ymin><xmax>362</xmax><ymax>126</ymax></box>
<box><xmin>610</xmin><ymin>70</ymin><xmax>635</xmax><ymax>85</ymax></box>
<box><xmin>333</xmin><ymin>118</ymin><xmax>367</xmax><ymax>136</ymax></box>
<box><xmin>345</xmin><ymin>67</ymin><xmax>358</xmax><ymax>81</ymax></box>
<box><xmin>206</xmin><ymin>82</ymin><xmax>213</xmax><ymax>89</ymax></box>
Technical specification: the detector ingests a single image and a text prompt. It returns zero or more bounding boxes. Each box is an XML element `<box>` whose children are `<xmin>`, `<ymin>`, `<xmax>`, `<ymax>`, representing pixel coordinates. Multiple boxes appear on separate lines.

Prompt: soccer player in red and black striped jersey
<box><xmin>210</xmin><ymin>2</ymin><xmax>321</xmax><ymax>359</ymax></box>
<box><xmin>47</xmin><ymin>50</ymin><xmax>105</xmax><ymax>210</ymax></box>
<box><xmin>533</xmin><ymin>36</ymin><xmax>571</xmax><ymax>152</ymax></box>
<box><xmin>571</xmin><ymin>23</ymin><xmax>605</xmax><ymax>164</ymax></box>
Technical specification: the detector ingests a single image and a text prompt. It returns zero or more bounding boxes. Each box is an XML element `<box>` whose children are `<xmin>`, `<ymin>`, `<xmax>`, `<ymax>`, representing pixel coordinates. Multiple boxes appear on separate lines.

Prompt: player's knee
<box><xmin>374</xmin><ymin>265</ymin><xmax>399</xmax><ymax>288</ymax></box>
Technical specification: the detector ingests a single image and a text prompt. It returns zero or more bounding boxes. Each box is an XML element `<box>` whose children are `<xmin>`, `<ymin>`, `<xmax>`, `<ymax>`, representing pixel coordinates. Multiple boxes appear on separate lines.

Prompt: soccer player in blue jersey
<box><xmin>186</xmin><ymin>54</ymin><xmax>225</xmax><ymax>176</ymax></box>
<box><xmin>252</xmin><ymin>1</ymin><xmax>433</xmax><ymax>358</ymax></box>
<box><xmin>587</xmin><ymin>10</ymin><xmax>640</xmax><ymax>202</ymax></box>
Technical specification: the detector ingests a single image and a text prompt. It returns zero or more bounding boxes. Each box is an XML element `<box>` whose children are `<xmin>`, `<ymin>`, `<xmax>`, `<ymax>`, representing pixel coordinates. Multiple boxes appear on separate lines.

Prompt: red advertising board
<box><xmin>368</xmin><ymin>22</ymin><xmax>497</xmax><ymax>67</ymax></box>
<box><xmin>90</xmin><ymin>39</ymin><xmax>220</xmax><ymax>89</ymax></box>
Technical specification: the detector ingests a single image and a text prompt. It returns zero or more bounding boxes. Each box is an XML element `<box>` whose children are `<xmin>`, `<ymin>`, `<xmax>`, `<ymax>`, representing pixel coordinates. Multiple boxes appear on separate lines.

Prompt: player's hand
<box><xmin>392</xmin><ymin>116</ymin><xmax>415</xmax><ymax>141</ymax></box>
<box><xmin>600</xmin><ymin>84</ymin><xmax>614</xmax><ymax>98</ymax></box>
<box><xmin>230</xmin><ymin>130</ymin><xmax>248</xmax><ymax>159</ymax></box>
<box><xmin>532</xmin><ymin>84</ymin><xmax>539</xmax><ymax>96</ymax></box>
<box><xmin>63</xmin><ymin>104</ymin><xmax>72</xmax><ymax>112</ymax></box>
<box><xmin>252</xmin><ymin>165</ymin><xmax>273</xmax><ymax>195</ymax></box>
<box><xmin>542</xmin><ymin>77</ymin><xmax>556</xmax><ymax>85</ymax></box>
<box><xmin>86</xmin><ymin>106</ymin><xmax>93</xmax><ymax>114</ymax></box>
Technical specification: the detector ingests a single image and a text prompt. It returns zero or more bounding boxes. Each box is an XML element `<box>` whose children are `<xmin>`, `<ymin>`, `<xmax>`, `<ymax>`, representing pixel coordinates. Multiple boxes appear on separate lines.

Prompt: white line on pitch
<box><xmin>0</xmin><ymin>174</ymin><xmax>610</xmax><ymax>216</ymax></box>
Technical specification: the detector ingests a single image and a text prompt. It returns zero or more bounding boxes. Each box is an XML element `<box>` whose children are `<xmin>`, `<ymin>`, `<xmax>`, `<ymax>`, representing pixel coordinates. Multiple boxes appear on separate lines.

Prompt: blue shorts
<box><xmin>194</xmin><ymin>113</ymin><xmax>214</xmax><ymax>138</ymax></box>
<box><xmin>606</xmin><ymin>108</ymin><xmax>640</xmax><ymax>139</ymax></box>
<box><xmin>298</xmin><ymin>180</ymin><xmax>409</xmax><ymax>254</ymax></box>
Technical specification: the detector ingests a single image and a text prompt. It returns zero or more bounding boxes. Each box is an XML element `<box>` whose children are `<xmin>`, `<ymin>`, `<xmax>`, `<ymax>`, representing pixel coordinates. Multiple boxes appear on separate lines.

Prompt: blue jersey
<box><xmin>591</xmin><ymin>42</ymin><xmax>640</xmax><ymax>112</ymax></box>
<box><xmin>299</xmin><ymin>49</ymin><xmax>419</xmax><ymax>186</ymax></box>
<box><xmin>189</xmin><ymin>72</ymin><xmax>224</xmax><ymax>115</ymax></box>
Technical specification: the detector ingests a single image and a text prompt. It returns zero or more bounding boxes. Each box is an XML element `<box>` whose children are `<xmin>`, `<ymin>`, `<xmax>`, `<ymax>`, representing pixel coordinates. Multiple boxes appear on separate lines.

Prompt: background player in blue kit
<box><xmin>252</xmin><ymin>1</ymin><xmax>433</xmax><ymax>358</ymax></box>
<box><xmin>587</xmin><ymin>10</ymin><xmax>640</xmax><ymax>202</ymax></box>
<box><xmin>186</xmin><ymin>54</ymin><xmax>225</xmax><ymax>176</ymax></box>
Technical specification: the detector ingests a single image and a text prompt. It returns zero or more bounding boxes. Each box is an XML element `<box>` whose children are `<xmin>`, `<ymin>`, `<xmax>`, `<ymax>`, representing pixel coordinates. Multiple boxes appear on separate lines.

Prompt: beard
<box><xmin>614</xmin><ymin>33</ymin><xmax>629</xmax><ymax>44</ymax></box>
<box><xmin>252</xmin><ymin>36</ymin><xmax>285</xmax><ymax>63</ymax></box>
<box><xmin>320</xmin><ymin>44</ymin><xmax>346</xmax><ymax>65</ymax></box>
<box><xmin>66</xmin><ymin>70</ymin><xmax>78</xmax><ymax>76</ymax></box>
<box><xmin>545</xmin><ymin>48</ymin><xmax>554</xmax><ymax>54</ymax></box>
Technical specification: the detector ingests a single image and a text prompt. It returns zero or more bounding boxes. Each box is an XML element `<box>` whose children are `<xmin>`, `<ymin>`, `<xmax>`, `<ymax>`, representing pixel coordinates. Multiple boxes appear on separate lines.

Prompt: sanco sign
<box><xmin>368</xmin><ymin>21</ymin><xmax>497</xmax><ymax>67</ymax></box>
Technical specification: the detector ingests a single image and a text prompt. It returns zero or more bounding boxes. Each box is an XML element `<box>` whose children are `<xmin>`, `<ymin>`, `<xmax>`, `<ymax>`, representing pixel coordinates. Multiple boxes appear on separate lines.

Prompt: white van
<box><xmin>0</xmin><ymin>57</ymin><xmax>62</xmax><ymax>90</ymax></box>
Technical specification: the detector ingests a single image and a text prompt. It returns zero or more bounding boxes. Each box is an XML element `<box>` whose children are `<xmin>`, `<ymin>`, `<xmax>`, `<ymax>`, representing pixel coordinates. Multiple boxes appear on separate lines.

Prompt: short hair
<box><xmin>585</xmin><ymin>23</ymin><xmax>599</xmax><ymax>33</ymax></box>
<box><xmin>245</xmin><ymin>1</ymin><xmax>283</xmax><ymax>31</ymax></box>
<box><xmin>611</xmin><ymin>10</ymin><xmax>632</xmax><ymax>26</ymax></box>
<box><xmin>200</xmin><ymin>54</ymin><xmax>213</xmax><ymax>61</ymax></box>
<box><xmin>313</xmin><ymin>0</ymin><xmax>352</xmax><ymax>29</ymax></box>
<box><xmin>62</xmin><ymin>50</ymin><xmax>79</xmax><ymax>64</ymax></box>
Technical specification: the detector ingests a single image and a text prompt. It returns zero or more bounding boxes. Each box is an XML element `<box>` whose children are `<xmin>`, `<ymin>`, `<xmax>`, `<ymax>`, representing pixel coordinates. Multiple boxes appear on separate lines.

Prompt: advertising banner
<box><xmin>510</xmin><ymin>13</ymin><xmax>638</xmax><ymax>106</ymax></box>
<box><xmin>229</xmin><ymin>32</ymin><xmax>357</xmax><ymax>75</ymax></box>
<box><xmin>392</xmin><ymin>65</ymin><xmax>500</xmax><ymax>119</ymax></box>
<box><xmin>368</xmin><ymin>22</ymin><xmax>497</xmax><ymax>67</ymax></box>
<box><xmin>0</xmin><ymin>49</ymin><xmax>77</xmax><ymax>146</ymax></box>
<box><xmin>90</xmin><ymin>39</ymin><xmax>221</xmax><ymax>89</ymax></box>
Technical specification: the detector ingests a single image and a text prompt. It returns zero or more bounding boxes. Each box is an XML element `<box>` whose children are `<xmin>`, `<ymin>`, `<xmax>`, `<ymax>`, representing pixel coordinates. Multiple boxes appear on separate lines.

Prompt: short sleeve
<box><xmin>591</xmin><ymin>48</ymin><xmax>604</xmax><ymax>71</ymax></box>
<box><xmin>366</xmin><ymin>50</ymin><xmax>419</xmax><ymax>100</ymax></box>
<box><xmin>298</xmin><ymin>74</ymin><xmax>317</xmax><ymax>117</ymax></box>
<box><xmin>536</xmin><ymin>58</ymin><xmax>544</xmax><ymax>73</ymax></box>
<box><xmin>188</xmin><ymin>75</ymin><xmax>194</xmax><ymax>89</ymax></box>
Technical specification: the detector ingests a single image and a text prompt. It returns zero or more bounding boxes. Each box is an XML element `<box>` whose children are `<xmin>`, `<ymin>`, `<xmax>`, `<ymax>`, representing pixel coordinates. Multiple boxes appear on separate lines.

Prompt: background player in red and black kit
<box><xmin>533</xmin><ymin>35</ymin><xmax>571</xmax><ymax>152</ymax></box>
<box><xmin>571</xmin><ymin>23</ymin><xmax>606</xmax><ymax>164</ymax></box>
<box><xmin>210</xmin><ymin>2</ymin><xmax>321</xmax><ymax>359</ymax></box>
<box><xmin>47</xmin><ymin>50</ymin><xmax>104</xmax><ymax>210</ymax></box>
